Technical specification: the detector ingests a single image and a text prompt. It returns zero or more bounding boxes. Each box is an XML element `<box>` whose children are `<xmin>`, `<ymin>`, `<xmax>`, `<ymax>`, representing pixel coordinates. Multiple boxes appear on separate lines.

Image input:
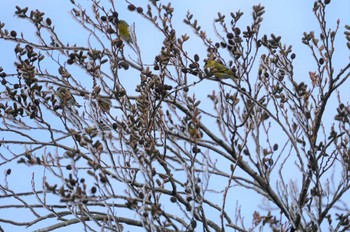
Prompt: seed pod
<box><xmin>10</xmin><ymin>30</ymin><xmax>17</xmax><ymax>37</ymax></box>
<box><xmin>46</xmin><ymin>18</ymin><xmax>52</xmax><ymax>25</ymax></box>
<box><xmin>128</xmin><ymin>4</ymin><xmax>136</xmax><ymax>11</ymax></box>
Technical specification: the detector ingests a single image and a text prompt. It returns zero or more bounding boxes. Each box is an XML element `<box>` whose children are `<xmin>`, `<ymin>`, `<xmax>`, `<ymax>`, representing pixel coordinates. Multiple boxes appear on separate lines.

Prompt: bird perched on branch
<box><xmin>56</xmin><ymin>87</ymin><xmax>81</xmax><ymax>108</ymax></box>
<box><xmin>205</xmin><ymin>60</ymin><xmax>238</xmax><ymax>79</ymax></box>
<box><xmin>187</xmin><ymin>122</ymin><xmax>203</xmax><ymax>139</ymax></box>
<box><xmin>118</xmin><ymin>20</ymin><xmax>132</xmax><ymax>44</ymax></box>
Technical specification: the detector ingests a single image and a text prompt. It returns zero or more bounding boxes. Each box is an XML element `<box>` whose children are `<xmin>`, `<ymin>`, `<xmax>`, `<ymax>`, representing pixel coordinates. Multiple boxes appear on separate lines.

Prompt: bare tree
<box><xmin>0</xmin><ymin>0</ymin><xmax>349</xmax><ymax>231</ymax></box>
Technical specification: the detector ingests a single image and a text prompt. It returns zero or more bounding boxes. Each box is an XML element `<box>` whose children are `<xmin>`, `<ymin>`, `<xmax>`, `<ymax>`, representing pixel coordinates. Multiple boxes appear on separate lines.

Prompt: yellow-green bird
<box><xmin>205</xmin><ymin>60</ymin><xmax>238</xmax><ymax>79</ymax></box>
<box><xmin>187</xmin><ymin>123</ymin><xmax>203</xmax><ymax>139</ymax></box>
<box><xmin>56</xmin><ymin>87</ymin><xmax>81</xmax><ymax>108</ymax></box>
<box><xmin>118</xmin><ymin>20</ymin><xmax>132</xmax><ymax>44</ymax></box>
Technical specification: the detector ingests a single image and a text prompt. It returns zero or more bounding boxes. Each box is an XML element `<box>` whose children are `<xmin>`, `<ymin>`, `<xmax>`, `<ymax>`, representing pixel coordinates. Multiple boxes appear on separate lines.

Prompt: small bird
<box><xmin>118</xmin><ymin>20</ymin><xmax>132</xmax><ymax>44</ymax></box>
<box><xmin>56</xmin><ymin>87</ymin><xmax>81</xmax><ymax>108</ymax></box>
<box><xmin>84</xmin><ymin>124</ymin><xmax>110</xmax><ymax>136</ymax></box>
<box><xmin>187</xmin><ymin>122</ymin><xmax>203</xmax><ymax>139</ymax></box>
<box><xmin>205</xmin><ymin>60</ymin><xmax>238</xmax><ymax>79</ymax></box>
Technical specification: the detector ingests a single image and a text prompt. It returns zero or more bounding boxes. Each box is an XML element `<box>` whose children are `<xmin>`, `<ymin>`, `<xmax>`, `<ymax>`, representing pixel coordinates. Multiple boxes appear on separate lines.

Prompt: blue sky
<box><xmin>0</xmin><ymin>0</ymin><xmax>349</xmax><ymax>231</ymax></box>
